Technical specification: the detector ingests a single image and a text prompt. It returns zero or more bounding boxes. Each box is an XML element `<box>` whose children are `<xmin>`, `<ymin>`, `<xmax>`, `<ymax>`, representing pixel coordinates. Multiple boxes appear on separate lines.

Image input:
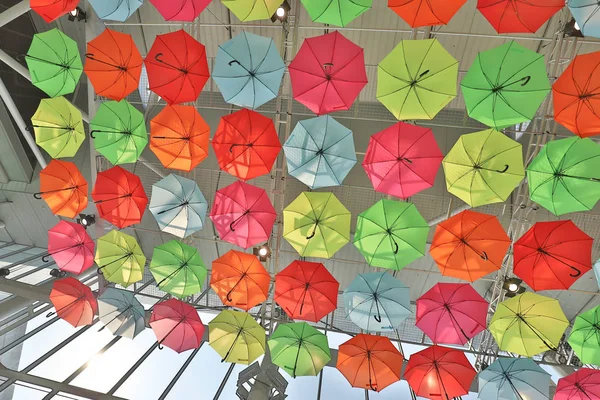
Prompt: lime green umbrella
<box><xmin>269</xmin><ymin>322</ymin><xmax>331</xmax><ymax>377</ymax></box>
<box><xmin>32</xmin><ymin>97</ymin><xmax>85</xmax><ymax>159</ymax></box>
<box><xmin>25</xmin><ymin>28</ymin><xmax>82</xmax><ymax>98</ymax></box>
<box><xmin>90</xmin><ymin>100</ymin><xmax>148</xmax><ymax>165</ymax></box>
<box><xmin>95</xmin><ymin>230</ymin><xmax>146</xmax><ymax>288</ymax></box>
<box><xmin>209</xmin><ymin>310</ymin><xmax>265</xmax><ymax>364</ymax></box>
<box><xmin>568</xmin><ymin>305</ymin><xmax>600</xmax><ymax>366</ymax></box>
<box><xmin>377</xmin><ymin>39</ymin><xmax>458</xmax><ymax>121</ymax></box>
<box><xmin>221</xmin><ymin>0</ymin><xmax>282</xmax><ymax>21</ymax></box>
<box><xmin>354</xmin><ymin>199</ymin><xmax>429</xmax><ymax>270</ymax></box>
<box><xmin>283</xmin><ymin>192</ymin><xmax>351</xmax><ymax>259</ymax></box>
<box><xmin>442</xmin><ymin>129</ymin><xmax>524</xmax><ymax>207</ymax></box>
<box><xmin>527</xmin><ymin>137</ymin><xmax>600</xmax><ymax>216</ymax></box>
<box><xmin>150</xmin><ymin>240</ymin><xmax>207</xmax><ymax>299</ymax></box>
<box><xmin>300</xmin><ymin>0</ymin><xmax>372</xmax><ymax>27</ymax></box>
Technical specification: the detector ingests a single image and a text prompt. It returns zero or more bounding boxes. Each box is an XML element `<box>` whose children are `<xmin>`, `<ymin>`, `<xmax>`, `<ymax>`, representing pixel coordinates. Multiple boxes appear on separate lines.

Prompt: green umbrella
<box><xmin>268</xmin><ymin>322</ymin><xmax>331</xmax><ymax>377</ymax></box>
<box><xmin>90</xmin><ymin>100</ymin><xmax>148</xmax><ymax>165</ymax></box>
<box><xmin>442</xmin><ymin>129</ymin><xmax>525</xmax><ymax>207</ymax></box>
<box><xmin>568</xmin><ymin>305</ymin><xmax>600</xmax><ymax>366</ymax></box>
<box><xmin>95</xmin><ymin>230</ymin><xmax>146</xmax><ymax>288</ymax></box>
<box><xmin>25</xmin><ymin>28</ymin><xmax>82</xmax><ymax>98</ymax></box>
<box><xmin>377</xmin><ymin>39</ymin><xmax>458</xmax><ymax>121</ymax></box>
<box><xmin>300</xmin><ymin>0</ymin><xmax>372</xmax><ymax>27</ymax></box>
<box><xmin>354</xmin><ymin>199</ymin><xmax>429</xmax><ymax>270</ymax></box>
<box><xmin>221</xmin><ymin>0</ymin><xmax>281</xmax><ymax>22</ymax></box>
<box><xmin>150</xmin><ymin>240</ymin><xmax>207</xmax><ymax>298</ymax></box>
<box><xmin>461</xmin><ymin>41</ymin><xmax>551</xmax><ymax>130</ymax></box>
<box><xmin>527</xmin><ymin>137</ymin><xmax>600</xmax><ymax>216</ymax></box>
<box><xmin>208</xmin><ymin>310</ymin><xmax>265</xmax><ymax>364</ymax></box>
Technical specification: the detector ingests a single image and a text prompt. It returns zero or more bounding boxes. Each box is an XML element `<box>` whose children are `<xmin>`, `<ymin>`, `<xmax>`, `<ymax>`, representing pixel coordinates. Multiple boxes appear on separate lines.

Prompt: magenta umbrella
<box><xmin>45</xmin><ymin>221</ymin><xmax>95</xmax><ymax>275</ymax></box>
<box><xmin>555</xmin><ymin>368</ymin><xmax>600</xmax><ymax>400</ymax></box>
<box><xmin>148</xmin><ymin>0</ymin><xmax>211</xmax><ymax>21</ymax></box>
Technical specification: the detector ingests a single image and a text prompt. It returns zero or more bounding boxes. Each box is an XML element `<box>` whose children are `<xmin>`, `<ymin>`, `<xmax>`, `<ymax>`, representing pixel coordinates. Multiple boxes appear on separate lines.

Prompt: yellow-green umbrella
<box><xmin>221</xmin><ymin>0</ymin><xmax>282</xmax><ymax>21</ymax></box>
<box><xmin>208</xmin><ymin>310</ymin><xmax>265</xmax><ymax>364</ymax></box>
<box><xmin>32</xmin><ymin>97</ymin><xmax>85</xmax><ymax>159</ymax></box>
<box><xmin>95</xmin><ymin>230</ymin><xmax>146</xmax><ymax>287</ymax></box>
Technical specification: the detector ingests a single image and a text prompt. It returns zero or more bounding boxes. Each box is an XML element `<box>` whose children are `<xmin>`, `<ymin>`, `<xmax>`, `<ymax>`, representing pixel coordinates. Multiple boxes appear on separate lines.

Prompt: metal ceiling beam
<box><xmin>0</xmin><ymin>0</ymin><xmax>29</xmax><ymax>28</ymax></box>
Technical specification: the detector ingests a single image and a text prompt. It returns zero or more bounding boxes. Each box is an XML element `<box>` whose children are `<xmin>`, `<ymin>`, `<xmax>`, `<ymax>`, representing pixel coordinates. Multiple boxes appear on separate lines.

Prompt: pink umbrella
<box><xmin>148</xmin><ymin>0</ymin><xmax>211</xmax><ymax>21</ymax></box>
<box><xmin>416</xmin><ymin>283</ymin><xmax>488</xmax><ymax>345</ymax></box>
<box><xmin>363</xmin><ymin>122</ymin><xmax>443</xmax><ymax>199</ymax></box>
<box><xmin>45</xmin><ymin>221</ymin><xmax>95</xmax><ymax>275</ymax></box>
<box><xmin>209</xmin><ymin>181</ymin><xmax>277</xmax><ymax>249</ymax></box>
<box><xmin>555</xmin><ymin>368</ymin><xmax>600</xmax><ymax>400</ymax></box>
<box><xmin>289</xmin><ymin>31</ymin><xmax>367</xmax><ymax>115</ymax></box>
<box><xmin>150</xmin><ymin>299</ymin><xmax>205</xmax><ymax>353</ymax></box>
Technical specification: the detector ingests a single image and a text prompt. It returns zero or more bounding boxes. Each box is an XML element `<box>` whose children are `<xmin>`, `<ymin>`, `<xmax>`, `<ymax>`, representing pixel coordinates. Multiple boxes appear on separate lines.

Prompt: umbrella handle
<box><xmin>374</xmin><ymin>314</ymin><xmax>381</xmax><ymax>323</ymax></box>
<box><xmin>33</xmin><ymin>192</ymin><xmax>43</xmax><ymax>199</ymax></box>
<box><xmin>228</xmin><ymin>60</ymin><xmax>241</xmax><ymax>67</ymax></box>
<box><xmin>520</xmin><ymin>76</ymin><xmax>531</xmax><ymax>86</ymax></box>
<box><xmin>229</xmin><ymin>222</ymin><xmax>236</xmax><ymax>232</ymax></box>
<box><xmin>497</xmin><ymin>164</ymin><xmax>509</xmax><ymax>173</ymax></box>
<box><xmin>418</xmin><ymin>69</ymin><xmax>430</xmax><ymax>79</ymax></box>
<box><xmin>46</xmin><ymin>311</ymin><xmax>55</xmax><ymax>318</ymax></box>
<box><xmin>306</xmin><ymin>230</ymin><xmax>316</xmax><ymax>240</ymax></box>
<box><xmin>480</xmin><ymin>251</ymin><xmax>488</xmax><ymax>261</ymax></box>
<box><xmin>369</xmin><ymin>382</ymin><xmax>377</xmax><ymax>392</ymax></box>
<box><xmin>569</xmin><ymin>266</ymin><xmax>581</xmax><ymax>277</ymax></box>
<box><xmin>158</xmin><ymin>343</ymin><xmax>164</xmax><ymax>350</ymax></box>
<box><xmin>226</xmin><ymin>292</ymin><xmax>233</xmax><ymax>302</ymax></box>
<box><xmin>97</xmin><ymin>268</ymin><xmax>103</xmax><ymax>274</ymax></box>
<box><xmin>393</xmin><ymin>241</ymin><xmax>399</xmax><ymax>255</ymax></box>
<box><xmin>41</xmin><ymin>255</ymin><xmax>50</xmax><ymax>263</ymax></box>
<box><xmin>98</xmin><ymin>325</ymin><xmax>106</xmax><ymax>332</ymax></box>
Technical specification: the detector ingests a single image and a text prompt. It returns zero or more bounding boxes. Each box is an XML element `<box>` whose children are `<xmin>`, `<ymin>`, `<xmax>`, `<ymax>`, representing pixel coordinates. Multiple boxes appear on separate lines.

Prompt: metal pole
<box><xmin>0</xmin><ymin>0</ymin><xmax>30</xmax><ymax>28</ymax></box>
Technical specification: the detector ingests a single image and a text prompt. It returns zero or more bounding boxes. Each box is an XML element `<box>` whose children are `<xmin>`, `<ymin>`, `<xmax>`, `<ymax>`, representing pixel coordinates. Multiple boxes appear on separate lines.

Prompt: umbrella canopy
<box><xmin>150</xmin><ymin>299</ymin><xmax>204</xmax><ymax>353</ymax></box>
<box><xmin>209</xmin><ymin>310</ymin><xmax>265</xmax><ymax>364</ymax></box>
<box><xmin>89</xmin><ymin>0</ymin><xmax>142</xmax><ymax>21</ymax></box>
<box><xmin>98</xmin><ymin>288</ymin><xmax>145</xmax><ymax>339</ymax></box>
<box><xmin>568</xmin><ymin>306</ymin><xmax>600</xmax><ymax>366</ymax></box>
<box><xmin>274</xmin><ymin>261</ymin><xmax>339</xmax><ymax>322</ymax></box>
<box><xmin>568</xmin><ymin>1</ymin><xmax>600</xmax><ymax>39</ymax></box>
<box><xmin>95</xmin><ymin>230</ymin><xmax>146</xmax><ymax>287</ymax></box>
<box><xmin>26</xmin><ymin>28</ymin><xmax>82</xmax><ymax>98</ymax></box>
<box><xmin>478</xmin><ymin>358</ymin><xmax>551</xmax><ymax>400</ymax></box>
<box><xmin>337</xmin><ymin>334</ymin><xmax>403</xmax><ymax>392</ymax></box>
<box><xmin>443</xmin><ymin>129</ymin><xmax>524</xmax><ymax>207</ymax></box>
<box><xmin>461</xmin><ymin>41</ymin><xmax>550</xmax><ymax>129</ymax></box>
<box><xmin>343</xmin><ymin>272</ymin><xmax>412</xmax><ymax>333</ymax></box>
<box><xmin>289</xmin><ymin>31</ymin><xmax>367</xmax><ymax>115</ymax></box>
<box><xmin>84</xmin><ymin>29</ymin><xmax>142</xmax><ymax>101</ymax></box>
<box><xmin>300</xmin><ymin>0</ymin><xmax>372</xmax><ymax>27</ymax></box>
<box><xmin>477</xmin><ymin>0</ymin><xmax>563</xmax><ymax>34</ymax></box>
<box><xmin>210</xmin><ymin>250</ymin><xmax>270</xmax><ymax>311</ymax></box>
<box><xmin>213</xmin><ymin>31</ymin><xmax>285</xmax><ymax>110</ymax></box>
<box><xmin>32</xmin><ymin>96</ymin><xmax>85</xmax><ymax>159</ymax></box>
<box><xmin>514</xmin><ymin>220</ymin><xmax>593</xmax><ymax>291</ymax></box>
<box><xmin>149</xmin><ymin>0</ymin><xmax>211</xmax><ymax>21</ymax></box>
<box><xmin>221</xmin><ymin>0</ymin><xmax>282</xmax><ymax>22</ymax></box>
<box><xmin>354</xmin><ymin>199</ymin><xmax>429</xmax><ymax>270</ymax></box>
<box><xmin>377</xmin><ymin>38</ymin><xmax>458</xmax><ymax>120</ymax></box>
<box><xmin>209</xmin><ymin>181</ymin><xmax>277</xmax><ymax>249</ymax></box>
<box><xmin>269</xmin><ymin>322</ymin><xmax>331</xmax><ymax>377</ymax></box>
<box><xmin>35</xmin><ymin>160</ymin><xmax>88</xmax><ymax>219</ymax></box>
<box><xmin>555</xmin><ymin>369</ymin><xmax>600</xmax><ymax>400</ymax></box>
<box><xmin>49</xmin><ymin>277</ymin><xmax>97</xmax><ymax>327</ymax></box>
<box><xmin>430</xmin><ymin>210</ymin><xmax>511</xmax><ymax>282</ymax></box>
<box><xmin>283</xmin><ymin>192</ymin><xmax>351</xmax><ymax>259</ymax></box>
<box><xmin>527</xmin><ymin>137</ymin><xmax>600</xmax><ymax>215</ymax></box>
<box><xmin>489</xmin><ymin>292</ymin><xmax>569</xmax><ymax>357</ymax></box>
<box><xmin>31</xmin><ymin>0</ymin><xmax>79</xmax><ymax>23</ymax></box>
<box><xmin>388</xmin><ymin>0</ymin><xmax>467</xmax><ymax>28</ymax></box>
<box><xmin>149</xmin><ymin>174</ymin><xmax>208</xmax><ymax>239</ymax></box>
<box><xmin>416</xmin><ymin>283</ymin><xmax>488</xmax><ymax>345</ymax></box>
<box><xmin>283</xmin><ymin>115</ymin><xmax>357</xmax><ymax>189</ymax></box>
<box><xmin>92</xmin><ymin>166</ymin><xmax>148</xmax><ymax>229</ymax></box>
<box><xmin>47</xmin><ymin>221</ymin><xmax>94</xmax><ymax>275</ymax></box>
<box><xmin>212</xmin><ymin>108</ymin><xmax>281</xmax><ymax>180</ymax></box>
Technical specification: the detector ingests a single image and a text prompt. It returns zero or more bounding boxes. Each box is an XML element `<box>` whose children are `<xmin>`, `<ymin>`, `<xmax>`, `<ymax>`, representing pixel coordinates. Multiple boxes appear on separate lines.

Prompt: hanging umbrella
<box><xmin>95</xmin><ymin>230</ymin><xmax>146</xmax><ymax>287</ymax></box>
<box><xmin>31</xmin><ymin>0</ymin><xmax>79</xmax><ymax>23</ymax></box>
<box><xmin>88</xmin><ymin>0</ymin><xmax>143</xmax><ymax>22</ymax></box>
<box><xmin>568</xmin><ymin>305</ymin><xmax>600</xmax><ymax>366</ymax></box>
<box><xmin>283</xmin><ymin>192</ymin><xmax>351</xmax><ymax>259</ymax></box>
<box><xmin>343</xmin><ymin>272</ymin><xmax>412</xmax><ymax>333</ymax></box>
<box><xmin>377</xmin><ymin>39</ymin><xmax>458</xmax><ymax>121</ymax></box>
<box><xmin>269</xmin><ymin>322</ymin><xmax>331</xmax><ymax>378</ymax></box>
<box><xmin>300</xmin><ymin>0</ymin><xmax>372</xmax><ymax>27</ymax></box>
<box><xmin>430</xmin><ymin>210</ymin><xmax>511</xmax><ymax>282</ymax></box>
<box><xmin>92</xmin><ymin>166</ymin><xmax>148</xmax><ymax>229</ymax></box>
<box><xmin>208</xmin><ymin>309</ymin><xmax>265</xmax><ymax>364</ymax></box>
<box><xmin>84</xmin><ymin>29</ymin><xmax>143</xmax><ymax>101</ymax></box>
<box><xmin>489</xmin><ymin>292</ymin><xmax>569</xmax><ymax>357</ymax></box>
<box><xmin>149</xmin><ymin>174</ymin><xmax>208</xmax><ymax>239</ymax></box>
<box><xmin>26</xmin><ymin>28</ymin><xmax>82</xmax><ymax>98</ymax></box>
<box><xmin>150</xmin><ymin>299</ymin><xmax>204</xmax><ymax>353</ymax></box>
<box><xmin>209</xmin><ymin>181</ymin><xmax>277</xmax><ymax>249</ymax></box>
<box><xmin>31</xmin><ymin>97</ymin><xmax>85</xmax><ymax>159</ymax></box>
<box><xmin>221</xmin><ymin>0</ymin><xmax>282</xmax><ymax>22</ymax></box>
<box><xmin>416</xmin><ymin>283</ymin><xmax>488</xmax><ymax>345</ymax></box>
<box><xmin>34</xmin><ymin>160</ymin><xmax>88</xmax><ymax>219</ymax></box>
<box><xmin>149</xmin><ymin>0</ymin><xmax>211</xmax><ymax>21</ymax></box>
<box><xmin>514</xmin><ymin>220</ymin><xmax>593</xmax><ymax>291</ymax></box>
<box><xmin>275</xmin><ymin>261</ymin><xmax>339</xmax><ymax>322</ymax></box>
<box><xmin>283</xmin><ymin>115</ymin><xmax>357</xmax><ymax>189</ymax></box>
<box><xmin>568</xmin><ymin>1</ymin><xmax>600</xmax><ymax>39</ymax></box>
<box><xmin>527</xmin><ymin>137</ymin><xmax>600</xmax><ymax>215</ymax></box>
<box><xmin>213</xmin><ymin>31</ymin><xmax>285</xmax><ymax>109</ymax></box>
<box><xmin>98</xmin><ymin>288</ymin><xmax>145</xmax><ymax>339</ymax></box>
<box><xmin>46</xmin><ymin>221</ymin><xmax>94</xmax><ymax>275</ymax></box>
<box><xmin>289</xmin><ymin>31</ymin><xmax>367</xmax><ymax>115</ymax></box>
<box><xmin>443</xmin><ymin>129</ymin><xmax>524</xmax><ymax>207</ymax></box>
<box><xmin>478</xmin><ymin>358</ymin><xmax>551</xmax><ymax>400</ymax></box>
<box><xmin>210</xmin><ymin>250</ymin><xmax>270</xmax><ymax>311</ymax></box>
<box><xmin>48</xmin><ymin>277</ymin><xmax>97</xmax><ymax>327</ymax></box>
<box><xmin>212</xmin><ymin>108</ymin><xmax>281</xmax><ymax>181</ymax></box>
<box><xmin>477</xmin><ymin>0</ymin><xmax>563</xmax><ymax>34</ymax></box>
<box><xmin>149</xmin><ymin>105</ymin><xmax>210</xmax><ymax>172</ymax></box>
<box><xmin>388</xmin><ymin>0</ymin><xmax>467</xmax><ymax>28</ymax></box>
<box><xmin>555</xmin><ymin>369</ymin><xmax>600</xmax><ymax>400</ymax></box>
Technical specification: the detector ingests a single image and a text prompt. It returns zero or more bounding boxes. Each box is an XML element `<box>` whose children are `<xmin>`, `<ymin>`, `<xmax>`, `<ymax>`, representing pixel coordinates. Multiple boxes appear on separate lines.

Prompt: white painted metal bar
<box><xmin>0</xmin><ymin>0</ymin><xmax>29</xmax><ymax>28</ymax></box>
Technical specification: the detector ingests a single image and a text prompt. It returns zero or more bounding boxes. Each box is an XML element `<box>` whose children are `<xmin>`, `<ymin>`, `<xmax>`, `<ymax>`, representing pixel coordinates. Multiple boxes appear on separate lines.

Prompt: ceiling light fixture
<box><xmin>502</xmin><ymin>277</ymin><xmax>526</xmax><ymax>298</ymax></box>
<box><xmin>68</xmin><ymin>6</ymin><xmax>87</xmax><ymax>22</ymax></box>
<box><xmin>77</xmin><ymin>214</ymin><xmax>95</xmax><ymax>228</ymax></box>
<box><xmin>253</xmin><ymin>244</ymin><xmax>271</xmax><ymax>261</ymax></box>
<box><xmin>271</xmin><ymin>1</ymin><xmax>290</xmax><ymax>23</ymax></box>
<box><xmin>565</xmin><ymin>18</ymin><xmax>583</xmax><ymax>38</ymax></box>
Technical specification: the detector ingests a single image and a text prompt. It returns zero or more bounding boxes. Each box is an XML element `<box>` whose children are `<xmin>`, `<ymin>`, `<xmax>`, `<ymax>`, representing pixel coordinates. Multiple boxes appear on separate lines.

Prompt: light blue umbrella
<box><xmin>89</xmin><ymin>0</ymin><xmax>143</xmax><ymax>22</ymax></box>
<box><xmin>478</xmin><ymin>358</ymin><xmax>551</xmax><ymax>400</ymax></box>
<box><xmin>213</xmin><ymin>31</ymin><xmax>285</xmax><ymax>109</ymax></box>
<box><xmin>98</xmin><ymin>288</ymin><xmax>146</xmax><ymax>339</ymax></box>
<box><xmin>149</xmin><ymin>174</ymin><xmax>208</xmax><ymax>238</ymax></box>
<box><xmin>595</xmin><ymin>258</ymin><xmax>600</xmax><ymax>290</ymax></box>
<box><xmin>283</xmin><ymin>115</ymin><xmax>356</xmax><ymax>189</ymax></box>
<box><xmin>343</xmin><ymin>272</ymin><xmax>411</xmax><ymax>333</ymax></box>
<box><xmin>568</xmin><ymin>1</ymin><xmax>600</xmax><ymax>39</ymax></box>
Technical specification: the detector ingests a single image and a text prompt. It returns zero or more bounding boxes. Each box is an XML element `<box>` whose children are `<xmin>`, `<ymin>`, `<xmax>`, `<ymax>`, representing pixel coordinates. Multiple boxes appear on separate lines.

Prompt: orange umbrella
<box><xmin>34</xmin><ymin>160</ymin><xmax>88</xmax><ymax>219</ymax></box>
<box><xmin>149</xmin><ymin>105</ymin><xmax>210</xmax><ymax>172</ymax></box>
<box><xmin>48</xmin><ymin>277</ymin><xmax>97</xmax><ymax>327</ymax></box>
<box><xmin>210</xmin><ymin>250</ymin><xmax>270</xmax><ymax>311</ymax></box>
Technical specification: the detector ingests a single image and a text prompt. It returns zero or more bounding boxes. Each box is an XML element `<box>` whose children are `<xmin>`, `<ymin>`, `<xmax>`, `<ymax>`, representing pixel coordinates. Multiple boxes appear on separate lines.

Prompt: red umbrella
<box><xmin>48</xmin><ymin>277</ymin><xmax>97</xmax><ymax>327</ymax></box>
<box><xmin>148</xmin><ymin>0</ymin><xmax>211</xmax><ymax>21</ymax></box>
<box><xmin>150</xmin><ymin>299</ymin><xmax>205</xmax><ymax>353</ymax></box>
<box><xmin>363</xmin><ymin>122</ymin><xmax>443</xmax><ymax>199</ymax></box>
<box><xmin>477</xmin><ymin>0</ymin><xmax>564</xmax><ymax>34</ymax></box>
<box><xmin>45</xmin><ymin>221</ymin><xmax>95</xmax><ymax>275</ymax></box>
<box><xmin>144</xmin><ymin>30</ymin><xmax>210</xmax><ymax>105</ymax></box>
<box><xmin>404</xmin><ymin>345</ymin><xmax>476</xmax><ymax>400</ymax></box>
<box><xmin>514</xmin><ymin>220</ymin><xmax>593</xmax><ymax>291</ymax></box>
<box><xmin>555</xmin><ymin>368</ymin><xmax>600</xmax><ymax>400</ymax></box>
<box><xmin>275</xmin><ymin>261</ymin><xmax>339</xmax><ymax>322</ymax></box>
<box><xmin>289</xmin><ymin>31</ymin><xmax>367</xmax><ymax>115</ymax></box>
<box><xmin>209</xmin><ymin>181</ymin><xmax>277</xmax><ymax>249</ymax></box>
<box><xmin>388</xmin><ymin>0</ymin><xmax>467</xmax><ymax>28</ymax></box>
<box><xmin>416</xmin><ymin>283</ymin><xmax>488</xmax><ymax>345</ymax></box>
<box><xmin>91</xmin><ymin>166</ymin><xmax>148</xmax><ymax>229</ymax></box>
<box><xmin>212</xmin><ymin>109</ymin><xmax>281</xmax><ymax>181</ymax></box>
<box><xmin>31</xmin><ymin>0</ymin><xmax>80</xmax><ymax>23</ymax></box>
